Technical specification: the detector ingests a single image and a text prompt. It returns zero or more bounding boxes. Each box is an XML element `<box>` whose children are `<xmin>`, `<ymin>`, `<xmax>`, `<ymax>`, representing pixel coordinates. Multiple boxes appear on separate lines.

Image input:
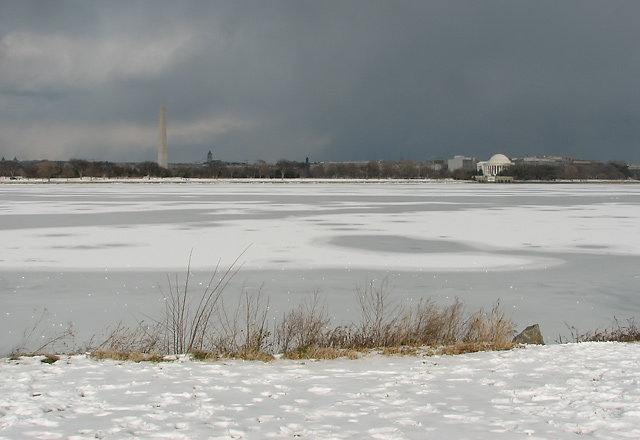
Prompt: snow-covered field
<box><xmin>2</xmin><ymin>343</ymin><xmax>640</xmax><ymax>439</ymax></box>
<box><xmin>1</xmin><ymin>180</ymin><xmax>640</xmax><ymax>438</ymax></box>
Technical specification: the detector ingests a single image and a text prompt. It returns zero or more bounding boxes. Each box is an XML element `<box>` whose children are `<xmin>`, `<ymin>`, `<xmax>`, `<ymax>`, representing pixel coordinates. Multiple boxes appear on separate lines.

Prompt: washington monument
<box><xmin>158</xmin><ymin>104</ymin><xmax>168</xmax><ymax>168</ymax></box>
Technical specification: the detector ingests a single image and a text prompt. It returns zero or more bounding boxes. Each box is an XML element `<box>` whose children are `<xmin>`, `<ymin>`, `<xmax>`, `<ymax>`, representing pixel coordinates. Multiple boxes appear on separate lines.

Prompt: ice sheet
<box><xmin>1</xmin><ymin>181</ymin><xmax>639</xmax><ymax>353</ymax></box>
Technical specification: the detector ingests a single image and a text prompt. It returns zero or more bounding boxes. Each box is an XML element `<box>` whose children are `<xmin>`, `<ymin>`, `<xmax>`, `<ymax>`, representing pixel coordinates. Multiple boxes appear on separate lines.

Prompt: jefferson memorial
<box><xmin>477</xmin><ymin>154</ymin><xmax>513</xmax><ymax>176</ymax></box>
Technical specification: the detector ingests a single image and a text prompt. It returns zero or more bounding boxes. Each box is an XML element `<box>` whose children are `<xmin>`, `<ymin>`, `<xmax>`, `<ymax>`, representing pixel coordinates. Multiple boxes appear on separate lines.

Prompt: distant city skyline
<box><xmin>2</xmin><ymin>152</ymin><xmax>628</xmax><ymax>167</ymax></box>
<box><xmin>1</xmin><ymin>1</ymin><xmax>639</xmax><ymax>164</ymax></box>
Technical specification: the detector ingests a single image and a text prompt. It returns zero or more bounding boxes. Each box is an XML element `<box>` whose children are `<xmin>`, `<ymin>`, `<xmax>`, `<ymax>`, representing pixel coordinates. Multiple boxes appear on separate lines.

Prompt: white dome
<box><xmin>487</xmin><ymin>154</ymin><xmax>511</xmax><ymax>165</ymax></box>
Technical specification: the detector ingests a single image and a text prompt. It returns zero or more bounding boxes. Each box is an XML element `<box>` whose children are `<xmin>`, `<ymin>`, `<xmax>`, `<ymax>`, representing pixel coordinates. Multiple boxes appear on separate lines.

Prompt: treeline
<box><xmin>500</xmin><ymin>162</ymin><xmax>636</xmax><ymax>181</ymax></box>
<box><xmin>0</xmin><ymin>159</ymin><xmax>167</xmax><ymax>179</ymax></box>
<box><xmin>164</xmin><ymin>159</ymin><xmax>455</xmax><ymax>180</ymax></box>
<box><xmin>0</xmin><ymin>158</ymin><xmax>454</xmax><ymax>180</ymax></box>
<box><xmin>0</xmin><ymin>157</ymin><xmax>638</xmax><ymax>180</ymax></box>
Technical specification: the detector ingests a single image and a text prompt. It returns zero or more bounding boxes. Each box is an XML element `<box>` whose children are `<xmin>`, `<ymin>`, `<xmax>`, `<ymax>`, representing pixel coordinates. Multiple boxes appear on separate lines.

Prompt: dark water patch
<box><xmin>0</xmin><ymin>209</ymin><xmax>211</xmax><ymax>231</ymax></box>
<box><xmin>51</xmin><ymin>243</ymin><xmax>134</xmax><ymax>250</ymax></box>
<box><xmin>175</xmin><ymin>222</ymin><xmax>218</xmax><ymax>230</ymax></box>
<box><xmin>328</xmin><ymin>235</ymin><xmax>475</xmax><ymax>254</ymax></box>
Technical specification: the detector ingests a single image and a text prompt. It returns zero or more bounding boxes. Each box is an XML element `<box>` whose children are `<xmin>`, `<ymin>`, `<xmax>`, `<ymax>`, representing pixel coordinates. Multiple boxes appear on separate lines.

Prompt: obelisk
<box><xmin>158</xmin><ymin>104</ymin><xmax>168</xmax><ymax>168</ymax></box>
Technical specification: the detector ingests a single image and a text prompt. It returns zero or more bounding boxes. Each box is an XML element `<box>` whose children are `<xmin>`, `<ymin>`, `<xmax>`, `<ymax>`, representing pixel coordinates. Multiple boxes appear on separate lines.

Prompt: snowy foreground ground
<box><xmin>2</xmin><ymin>343</ymin><xmax>640</xmax><ymax>439</ymax></box>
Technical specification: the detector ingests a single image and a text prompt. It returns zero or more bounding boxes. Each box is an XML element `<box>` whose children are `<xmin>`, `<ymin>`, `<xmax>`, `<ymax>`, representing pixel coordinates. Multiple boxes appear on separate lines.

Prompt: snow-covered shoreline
<box><xmin>2</xmin><ymin>342</ymin><xmax>640</xmax><ymax>439</ymax></box>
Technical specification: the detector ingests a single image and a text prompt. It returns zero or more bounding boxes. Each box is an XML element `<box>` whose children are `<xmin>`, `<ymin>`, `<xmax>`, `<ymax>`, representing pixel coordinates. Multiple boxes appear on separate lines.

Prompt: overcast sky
<box><xmin>1</xmin><ymin>1</ymin><xmax>639</xmax><ymax>164</ymax></box>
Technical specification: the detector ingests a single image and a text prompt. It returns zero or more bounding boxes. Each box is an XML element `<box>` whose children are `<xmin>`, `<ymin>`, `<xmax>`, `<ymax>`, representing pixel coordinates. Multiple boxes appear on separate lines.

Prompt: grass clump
<box><xmin>210</xmin><ymin>288</ymin><xmax>274</xmax><ymax>361</ymax></box>
<box><xmin>189</xmin><ymin>350</ymin><xmax>218</xmax><ymax>361</ymax></box>
<box><xmin>335</xmin><ymin>280</ymin><xmax>514</xmax><ymax>353</ymax></box>
<box><xmin>155</xmin><ymin>250</ymin><xmax>246</xmax><ymax>355</ymax></box>
<box><xmin>10</xmin><ymin>309</ymin><xmax>76</xmax><ymax>359</ymax></box>
<box><xmin>276</xmin><ymin>292</ymin><xmax>330</xmax><ymax>350</ymax></box>
<box><xmin>380</xmin><ymin>346</ymin><xmax>420</xmax><ymax>357</ymax></box>
<box><xmin>88</xmin><ymin>276</ymin><xmax>515</xmax><ymax>361</ymax></box>
<box><xmin>40</xmin><ymin>354</ymin><xmax>60</xmax><ymax>364</ymax></box>
<box><xmin>88</xmin><ymin>322</ymin><xmax>162</xmax><ymax>355</ymax></box>
<box><xmin>560</xmin><ymin>317</ymin><xmax>640</xmax><ymax>343</ymax></box>
<box><xmin>220</xmin><ymin>349</ymin><xmax>274</xmax><ymax>362</ymax></box>
<box><xmin>275</xmin><ymin>279</ymin><xmax>515</xmax><ymax>358</ymax></box>
<box><xmin>89</xmin><ymin>350</ymin><xmax>167</xmax><ymax>363</ymax></box>
<box><xmin>281</xmin><ymin>346</ymin><xmax>362</xmax><ymax>360</ymax></box>
<box><xmin>16</xmin><ymin>257</ymin><xmax>516</xmax><ymax>361</ymax></box>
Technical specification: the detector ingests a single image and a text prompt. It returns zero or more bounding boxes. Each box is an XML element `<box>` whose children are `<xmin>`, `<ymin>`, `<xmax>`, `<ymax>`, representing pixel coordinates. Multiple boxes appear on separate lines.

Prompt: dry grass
<box><xmin>10</xmin><ymin>309</ymin><xmax>76</xmax><ymax>358</ymax></box>
<box><xmin>274</xmin><ymin>280</ymin><xmax>515</xmax><ymax>358</ymax></box>
<box><xmin>220</xmin><ymin>349</ymin><xmax>274</xmax><ymax>362</ymax></box>
<box><xmin>89</xmin><ymin>349</ymin><xmax>167</xmax><ymax>363</ymax></box>
<box><xmin>14</xmin><ymin>268</ymin><xmax>517</xmax><ymax>362</ymax></box>
<box><xmin>560</xmin><ymin>317</ymin><xmax>640</xmax><ymax>343</ymax></box>
<box><xmin>7</xmin><ymin>353</ymin><xmax>62</xmax><ymax>364</ymax></box>
<box><xmin>87</xmin><ymin>278</ymin><xmax>515</xmax><ymax>361</ymax></box>
<box><xmin>281</xmin><ymin>346</ymin><xmax>363</xmax><ymax>360</ymax></box>
<box><xmin>276</xmin><ymin>291</ymin><xmax>332</xmax><ymax>353</ymax></box>
<box><xmin>329</xmin><ymin>282</ymin><xmax>515</xmax><ymax>354</ymax></box>
<box><xmin>40</xmin><ymin>354</ymin><xmax>60</xmax><ymax>364</ymax></box>
<box><xmin>211</xmin><ymin>288</ymin><xmax>273</xmax><ymax>358</ymax></box>
<box><xmin>88</xmin><ymin>321</ymin><xmax>162</xmax><ymax>355</ymax></box>
<box><xmin>436</xmin><ymin>342</ymin><xmax>497</xmax><ymax>356</ymax></box>
<box><xmin>154</xmin><ymin>250</ymin><xmax>247</xmax><ymax>355</ymax></box>
<box><xmin>380</xmin><ymin>346</ymin><xmax>421</xmax><ymax>356</ymax></box>
<box><xmin>189</xmin><ymin>350</ymin><xmax>219</xmax><ymax>361</ymax></box>
<box><xmin>460</xmin><ymin>302</ymin><xmax>515</xmax><ymax>351</ymax></box>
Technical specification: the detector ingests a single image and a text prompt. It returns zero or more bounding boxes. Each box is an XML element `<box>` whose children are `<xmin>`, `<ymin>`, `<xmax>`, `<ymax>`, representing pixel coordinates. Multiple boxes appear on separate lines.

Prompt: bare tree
<box><xmin>37</xmin><ymin>161</ymin><xmax>61</xmax><ymax>181</ymax></box>
<box><xmin>365</xmin><ymin>160</ymin><xmax>380</xmax><ymax>178</ymax></box>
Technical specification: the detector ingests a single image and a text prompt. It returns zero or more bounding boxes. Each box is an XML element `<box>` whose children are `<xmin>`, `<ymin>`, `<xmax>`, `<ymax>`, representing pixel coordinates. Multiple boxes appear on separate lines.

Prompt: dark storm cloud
<box><xmin>1</xmin><ymin>0</ymin><xmax>639</xmax><ymax>164</ymax></box>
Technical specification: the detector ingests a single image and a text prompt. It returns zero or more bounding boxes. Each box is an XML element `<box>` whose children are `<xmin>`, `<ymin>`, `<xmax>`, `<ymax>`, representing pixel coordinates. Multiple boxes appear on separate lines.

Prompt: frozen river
<box><xmin>1</xmin><ymin>180</ymin><xmax>639</xmax><ymax>354</ymax></box>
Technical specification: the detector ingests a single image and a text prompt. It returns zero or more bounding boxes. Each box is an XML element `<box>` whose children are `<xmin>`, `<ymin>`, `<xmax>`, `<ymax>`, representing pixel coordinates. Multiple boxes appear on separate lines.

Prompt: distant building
<box><xmin>515</xmin><ymin>156</ymin><xmax>569</xmax><ymax>167</ymax></box>
<box><xmin>207</xmin><ymin>151</ymin><xmax>213</xmax><ymax>163</ymax></box>
<box><xmin>571</xmin><ymin>159</ymin><xmax>601</xmax><ymax>165</ymax></box>
<box><xmin>477</xmin><ymin>154</ymin><xmax>513</xmax><ymax>176</ymax></box>
<box><xmin>423</xmin><ymin>158</ymin><xmax>445</xmax><ymax>171</ymax></box>
<box><xmin>448</xmin><ymin>156</ymin><xmax>477</xmax><ymax>172</ymax></box>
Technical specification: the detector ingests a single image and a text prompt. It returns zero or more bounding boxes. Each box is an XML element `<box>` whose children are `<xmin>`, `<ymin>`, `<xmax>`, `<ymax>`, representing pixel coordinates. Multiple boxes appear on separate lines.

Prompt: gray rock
<box><xmin>513</xmin><ymin>324</ymin><xmax>545</xmax><ymax>345</ymax></box>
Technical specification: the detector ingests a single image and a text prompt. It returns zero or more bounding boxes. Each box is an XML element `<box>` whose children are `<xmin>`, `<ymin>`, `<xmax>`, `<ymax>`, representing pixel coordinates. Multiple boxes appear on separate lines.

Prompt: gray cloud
<box><xmin>1</xmin><ymin>0</ymin><xmax>639</xmax><ymax>164</ymax></box>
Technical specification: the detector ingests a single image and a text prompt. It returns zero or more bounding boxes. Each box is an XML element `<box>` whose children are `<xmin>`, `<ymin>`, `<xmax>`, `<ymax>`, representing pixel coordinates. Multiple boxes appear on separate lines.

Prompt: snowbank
<box><xmin>1</xmin><ymin>343</ymin><xmax>639</xmax><ymax>439</ymax></box>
